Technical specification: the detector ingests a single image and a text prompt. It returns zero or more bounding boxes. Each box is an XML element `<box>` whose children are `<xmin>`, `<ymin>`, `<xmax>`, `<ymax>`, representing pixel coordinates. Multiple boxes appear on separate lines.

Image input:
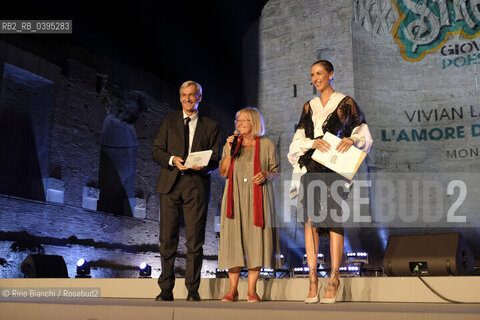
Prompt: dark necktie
<box><xmin>184</xmin><ymin>117</ymin><xmax>191</xmax><ymax>160</ymax></box>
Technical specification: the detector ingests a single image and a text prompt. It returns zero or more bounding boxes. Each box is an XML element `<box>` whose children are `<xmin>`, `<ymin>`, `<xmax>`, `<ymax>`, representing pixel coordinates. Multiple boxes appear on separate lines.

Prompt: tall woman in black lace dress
<box><xmin>288</xmin><ymin>60</ymin><xmax>372</xmax><ymax>303</ymax></box>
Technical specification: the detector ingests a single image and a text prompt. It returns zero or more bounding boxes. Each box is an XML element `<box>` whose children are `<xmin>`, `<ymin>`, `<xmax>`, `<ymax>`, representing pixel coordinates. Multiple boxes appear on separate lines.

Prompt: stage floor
<box><xmin>1</xmin><ymin>277</ymin><xmax>479</xmax><ymax>303</ymax></box>
<box><xmin>1</xmin><ymin>277</ymin><xmax>479</xmax><ymax>319</ymax></box>
<box><xmin>1</xmin><ymin>297</ymin><xmax>480</xmax><ymax>320</ymax></box>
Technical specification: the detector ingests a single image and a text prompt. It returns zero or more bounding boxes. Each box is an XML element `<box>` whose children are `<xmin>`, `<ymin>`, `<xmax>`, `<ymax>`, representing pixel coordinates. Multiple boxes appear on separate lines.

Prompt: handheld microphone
<box><xmin>230</xmin><ymin>130</ymin><xmax>240</xmax><ymax>156</ymax></box>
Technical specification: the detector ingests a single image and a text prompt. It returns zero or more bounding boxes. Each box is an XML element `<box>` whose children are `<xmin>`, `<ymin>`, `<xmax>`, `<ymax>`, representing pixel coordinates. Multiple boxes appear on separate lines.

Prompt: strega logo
<box><xmin>393</xmin><ymin>0</ymin><xmax>480</xmax><ymax>62</ymax></box>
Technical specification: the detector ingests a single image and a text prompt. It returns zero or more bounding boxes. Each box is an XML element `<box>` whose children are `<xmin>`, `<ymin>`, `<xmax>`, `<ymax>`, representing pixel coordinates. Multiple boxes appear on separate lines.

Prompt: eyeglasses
<box><xmin>235</xmin><ymin>119</ymin><xmax>251</xmax><ymax>123</ymax></box>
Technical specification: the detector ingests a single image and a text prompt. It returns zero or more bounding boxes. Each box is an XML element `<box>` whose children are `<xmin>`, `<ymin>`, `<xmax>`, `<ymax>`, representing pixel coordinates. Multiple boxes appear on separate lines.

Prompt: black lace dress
<box><xmin>296</xmin><ymin>96</ymin><xmax>367</xmax><ymax>236</ymax></box>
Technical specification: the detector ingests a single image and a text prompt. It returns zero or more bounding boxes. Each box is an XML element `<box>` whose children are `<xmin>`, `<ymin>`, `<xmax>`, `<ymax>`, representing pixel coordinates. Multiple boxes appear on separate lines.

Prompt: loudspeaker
<box><xmin>383</xmin><ymin>232</ymin><xmax>474</xmax><ymax>276</ymax></box>
<box><xmin>21</xmin><ymin>254</ymin><xmax>69</xmax><ymax>278</ymax></box>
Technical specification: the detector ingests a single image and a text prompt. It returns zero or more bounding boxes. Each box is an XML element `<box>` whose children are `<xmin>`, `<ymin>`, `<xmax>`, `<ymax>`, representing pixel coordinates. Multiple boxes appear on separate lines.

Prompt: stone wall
<box><xmin>256</xmin><ymin>0</ymin><xmax>358</xmax><ymax>265</ymax></box>
<box><xmin>0</xmin><ymin>40</ymin><xmax>231</xmax><ymax>278</ymax></box>
<box><xmin>351</xmin><ymin>0</ymin><xmax>480</xmax><ymax>234</ymax></box>
<box><xmin>255</xmin><ymin>0</ymin><xmax>480</xmax><ymax>267</ymax></box>
<box><xmin>0</xmin><ymin>195</ymin><xmax>219</xmax><ymax>278</ymax></box>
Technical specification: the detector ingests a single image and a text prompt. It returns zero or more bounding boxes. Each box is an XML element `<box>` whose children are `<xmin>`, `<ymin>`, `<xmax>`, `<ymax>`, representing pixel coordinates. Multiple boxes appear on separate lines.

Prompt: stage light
<box><xmin>259</xmin><ymin>267</ymin><xmax>275</xmax><ymax>279</ymax></box>
<box><xmin>345</xmin><ymin>251</ymin><xmax>369</xmax><ymax>264</ymax></box>
<box><xmin>215</xmin><ymin>268</ymin><xmax>228</xmax><ymax>278</ymax></box>
<box><xmin>293</xmin><ymin>267</ymin><xmax>307</xmax><ymax>272</ymax></box>
<box><xmin>139</xmin><ymin>262</ymin><xmax>152</xmax><ymax>278</ymax></box>
<box><xmin>302</xmin><ymin>253</ymin><xmax>325</xmax><ymax>265</ymax></box>
<box><xmin>339</xmin><ymin>265</ymin><xmax>360</xmax><ymax>277</ymax></box>
<box><xmin>76</xmin><ymin>258</ymin><xmax>91</xmax><ymax>278</ymax></box>
<box><xmin>292</xmin><ymin>266</ymin><xmax>311</xmax><ymax>278</ymax></box>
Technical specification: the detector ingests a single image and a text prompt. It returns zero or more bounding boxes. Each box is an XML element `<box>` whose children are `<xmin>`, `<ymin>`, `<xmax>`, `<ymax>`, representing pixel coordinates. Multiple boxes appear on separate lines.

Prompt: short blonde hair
<box><xmin>179</xmin><ymin>80</ymin><xmax>202</xmax><ymax>96</ymax></box>
<box><xmin>236</xmin><ymin>107</ymin><xmax>265</xmax><ymax>137</ymax></box>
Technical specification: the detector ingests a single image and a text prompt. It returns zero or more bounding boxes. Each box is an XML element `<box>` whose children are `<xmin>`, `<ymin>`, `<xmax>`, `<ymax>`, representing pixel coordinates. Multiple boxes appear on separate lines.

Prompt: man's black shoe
<box><xmin>155</xmin><ymin>290</ymin><xmax>174</xmax><ymax>301</ymax></box>
<box><xmin>186</xmin><ymin>291</ymin><xmax>201</xmax><ymax>301</ymax></box>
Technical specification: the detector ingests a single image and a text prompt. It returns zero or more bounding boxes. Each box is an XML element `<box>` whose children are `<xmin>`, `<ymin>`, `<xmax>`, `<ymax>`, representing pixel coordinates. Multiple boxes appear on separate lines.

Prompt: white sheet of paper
<box><xmin>184</xmin><ymin>150</ymin><xmax>213</xmax><ymax>168</ymax></box>
<box><xmin>311</xmin><ymin>132</ymin><xmax>366</xmax><ymax>180</ymax></box>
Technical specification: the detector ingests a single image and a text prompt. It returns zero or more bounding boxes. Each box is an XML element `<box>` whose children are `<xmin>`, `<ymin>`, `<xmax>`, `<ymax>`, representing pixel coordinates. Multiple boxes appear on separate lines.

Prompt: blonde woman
<box><xmin>218</xmin><ymin>107</ymin><xmax>281</xmax><ymax>302</ymax></box>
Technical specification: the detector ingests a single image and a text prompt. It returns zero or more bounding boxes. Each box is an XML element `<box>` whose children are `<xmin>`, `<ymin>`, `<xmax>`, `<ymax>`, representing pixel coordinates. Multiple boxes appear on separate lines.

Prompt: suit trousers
<box><xmin>158</xmin><ymin>173</ymin><xmax>208</xmax><ymax>292</ymax></box>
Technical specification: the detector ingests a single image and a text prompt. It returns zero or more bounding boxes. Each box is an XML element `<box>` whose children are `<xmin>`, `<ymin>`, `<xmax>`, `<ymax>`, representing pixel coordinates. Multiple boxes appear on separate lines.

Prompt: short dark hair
<box><xmin>311</xmin><ymin>60</ymin><xmax>334</xmax><ymax>74</ymax></box>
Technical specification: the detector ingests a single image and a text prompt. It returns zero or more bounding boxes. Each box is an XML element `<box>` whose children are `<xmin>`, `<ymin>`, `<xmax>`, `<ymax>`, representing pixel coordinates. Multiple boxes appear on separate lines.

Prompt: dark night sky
<box><xmin>1</xmin><ymin>0</ymin><xmax>269</xmax><ymax>112</ymax></box>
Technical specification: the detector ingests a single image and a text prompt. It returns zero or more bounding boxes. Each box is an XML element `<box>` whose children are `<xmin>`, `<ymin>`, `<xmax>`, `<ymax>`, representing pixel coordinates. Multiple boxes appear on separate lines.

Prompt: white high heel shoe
<box><xmin>320</xmin><ymin>272</ymin><xmax>342</xmax><ymax>304</ymax></box>
<box><xmin>304</xmin><ymin>294</ymin><xmax>319</xmax><ymax>304</ymax></box>
<box><xmin>304</xmin><ymin>281</ymin><xmax>320</xmax><ymax>304</ymax></box>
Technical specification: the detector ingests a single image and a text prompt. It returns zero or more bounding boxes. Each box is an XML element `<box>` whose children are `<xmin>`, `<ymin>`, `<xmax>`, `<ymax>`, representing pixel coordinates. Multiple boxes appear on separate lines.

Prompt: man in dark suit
<box><xmin>152</xmin><ymin>80</ymin><xmax>220</xmax><ymax>302</ymax></box>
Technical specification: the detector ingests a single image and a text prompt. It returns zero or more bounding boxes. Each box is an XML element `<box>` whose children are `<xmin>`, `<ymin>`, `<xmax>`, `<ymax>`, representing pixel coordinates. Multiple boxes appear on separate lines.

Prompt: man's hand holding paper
<box><xmin>183</xmin><ymin>150</ymin><xmax>213</xmax><ymax>169</ymax></box>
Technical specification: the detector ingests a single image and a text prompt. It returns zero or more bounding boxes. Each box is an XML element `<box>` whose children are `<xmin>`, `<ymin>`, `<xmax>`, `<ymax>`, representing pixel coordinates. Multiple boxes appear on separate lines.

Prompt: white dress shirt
<box><xmin>168</xmin><ymin>111</ymin><xmax>199</xmax><ymax>166</ymax></box>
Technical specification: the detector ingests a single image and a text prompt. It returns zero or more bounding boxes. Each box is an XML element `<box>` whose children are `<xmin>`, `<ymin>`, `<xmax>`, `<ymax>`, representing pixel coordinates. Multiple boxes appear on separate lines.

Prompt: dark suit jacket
<box><xmin>152</xmin><ymin>111</ymin><xmax>220</xmax><ymax>194</ymax></box>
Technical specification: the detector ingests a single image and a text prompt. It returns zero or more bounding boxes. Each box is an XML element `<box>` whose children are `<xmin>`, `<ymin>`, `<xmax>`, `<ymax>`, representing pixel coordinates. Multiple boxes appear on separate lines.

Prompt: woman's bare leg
<box><xmin>226</xmin><ymin>267</ymin><xmax>241</xmax><ymax>296</ymax></box>
<box><xmin>305</xmin><ymin>220</ymin><xmax>319</xmax><ymax>298</ymax></box>
<box><xmin>323</xmin><ymin>231</ymin><xmax>343</xmax><ymax>299</ymax></box>
<box><xmin>247</xmin><ymin>267</ymin><xmax>261</xmax><ymax>297</ymax></box>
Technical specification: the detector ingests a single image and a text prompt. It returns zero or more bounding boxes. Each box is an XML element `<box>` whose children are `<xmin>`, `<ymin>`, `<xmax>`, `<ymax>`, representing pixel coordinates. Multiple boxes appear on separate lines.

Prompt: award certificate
<box><xmin>311</xmin><ymin>132</ymin><xmax>366</xmax><ymax>180</ymax></box>
<box><xmin>184</xmin><ymin>150</ymin><xmax>213</xmax><ymax>168</ymax></box>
